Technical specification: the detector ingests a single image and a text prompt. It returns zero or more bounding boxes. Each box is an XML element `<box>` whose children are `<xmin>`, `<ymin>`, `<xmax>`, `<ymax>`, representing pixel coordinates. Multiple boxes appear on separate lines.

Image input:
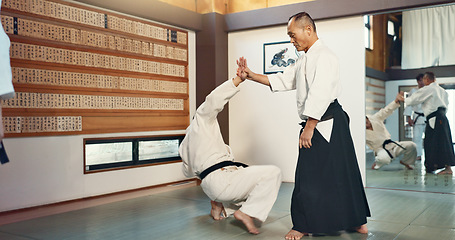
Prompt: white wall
<box><xmin>385</xmin><ymin>76</ymin><xmax>455</xmax><ymax>140</ymax></box>
<box><xmin>228</xmin><ymin>16</ymin><xmax>366</xmax><ymax>182</ymax></box>
<box><xmin>0</xmin><ymin>31</ymin><xmax>196</xmax><ymax>212</ymax></box>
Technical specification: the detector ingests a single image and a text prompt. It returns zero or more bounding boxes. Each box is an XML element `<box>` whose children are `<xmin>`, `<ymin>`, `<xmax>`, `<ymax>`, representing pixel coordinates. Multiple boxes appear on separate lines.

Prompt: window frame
<box><xmin>83</xmin><ymin>134</ymin><xmax>184</xmax><ymax>174</ymax></box>
<box><xmin>364</xmin><ymin>15</ymin><xmax>373</xmax><ymax>50</ymax></box>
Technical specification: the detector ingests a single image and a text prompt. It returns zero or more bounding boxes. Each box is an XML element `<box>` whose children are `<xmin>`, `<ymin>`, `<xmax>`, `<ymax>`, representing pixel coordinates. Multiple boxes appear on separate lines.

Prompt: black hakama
<box><xmin>424</xmin><ymin>107</ymin><xmax>455</xmax><ymax>172</ymax></box>
<box><xmin>291</xmin><ymin>100</ymin><xmax>371</xmax><ymax>234</ymax></box>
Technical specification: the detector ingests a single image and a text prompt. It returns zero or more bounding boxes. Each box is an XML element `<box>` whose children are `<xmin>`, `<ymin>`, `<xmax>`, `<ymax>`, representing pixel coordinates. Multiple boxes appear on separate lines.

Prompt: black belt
<box><xmin>300</xmin><ymin>99</ymin><xmax>339</xmax><ymax>127</ymax></box>
<box><xmin>413</xmin><ymin>112</ymin><xmax>424</xmax><ymax>124</ymax></box>
<box><xmin>426</xmin><ymin>107</ymin><xmax>446</xmax><ymax>121</ymax></box>
<box><xmin>199</xmin><ymin>161</ymin><xmax>248</xmax><ymax>180</ymax></box>
<box><xmin>382</xmin><ymin>139</ymin><xmax>406</xmax><ymax>159</ymax></box>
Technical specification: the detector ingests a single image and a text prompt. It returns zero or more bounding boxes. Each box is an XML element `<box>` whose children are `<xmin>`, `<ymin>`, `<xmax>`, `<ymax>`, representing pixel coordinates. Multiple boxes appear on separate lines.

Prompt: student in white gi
<box><xmin>179</xmin><ymin>74</ymin><xmax>282</xmax><ymax>235</ymax></box>
<box><xmin>0</xmin><ymin>0</ymin><xmax>13</xmax><ymax>102</ymax></box>
<box><xmin>403</xmin><ymin>74</ymin><xmax>425</xmax><ymax>161</ymax></box>
<box><xmin>237</xmin><ymin>12</ymin><xmax>370</xmax><ymax>240</ymax></box>
<box><xmin>366</xmin><ymin>92</ymin><xmax>417</xmax><ymax>170</ymax></box>
<box><xmin>405</xmin><ymin>72</ymin><xmax>455</xmax><ymax>174</ymax></box>
<box><xmin>0</xmin><ymin>0</ymin><xmax>15</xmax><ymax>164</ymax></box>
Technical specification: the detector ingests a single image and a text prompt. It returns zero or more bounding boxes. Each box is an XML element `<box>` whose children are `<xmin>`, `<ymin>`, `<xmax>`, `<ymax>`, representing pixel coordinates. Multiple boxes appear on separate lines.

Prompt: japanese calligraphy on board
<box><xmin>0</xmin><ymin>0</ymin><xmax>189</xmax><ymax>137</ymax></box>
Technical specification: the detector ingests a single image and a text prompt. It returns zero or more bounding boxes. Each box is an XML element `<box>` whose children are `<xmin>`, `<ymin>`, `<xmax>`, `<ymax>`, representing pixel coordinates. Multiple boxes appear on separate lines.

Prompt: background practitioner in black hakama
<box><xmin>405</xmin><ymin>72</ymin><xmax>455</xmax><ymax>174</ymax></box>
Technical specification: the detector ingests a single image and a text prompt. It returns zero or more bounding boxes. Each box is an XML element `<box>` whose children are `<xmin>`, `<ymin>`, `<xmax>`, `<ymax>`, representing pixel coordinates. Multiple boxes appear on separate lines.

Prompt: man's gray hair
<box><xmin>289</xmin><ymin>12</ymin><xmax>316</xmax><ymax>33</ymax></box>
<box><xmin>424</xmin><ymin>72</ymin><xmax>435</xmax><ymax>81</ymax></box>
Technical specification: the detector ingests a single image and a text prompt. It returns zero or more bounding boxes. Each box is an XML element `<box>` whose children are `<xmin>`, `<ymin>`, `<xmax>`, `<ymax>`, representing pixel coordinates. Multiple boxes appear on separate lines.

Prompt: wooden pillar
<box><xmin>196</xmin><ymin>12</ymin><xmax>229</xmax><ymax>143</ymax></box>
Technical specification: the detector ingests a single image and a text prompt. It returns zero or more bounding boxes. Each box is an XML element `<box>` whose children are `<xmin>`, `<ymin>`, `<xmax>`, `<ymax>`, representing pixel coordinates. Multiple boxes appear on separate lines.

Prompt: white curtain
<box><xmin>402</xmin><ymin>4</ymin><xmax>455</xmax><ymax>69</ymax></box>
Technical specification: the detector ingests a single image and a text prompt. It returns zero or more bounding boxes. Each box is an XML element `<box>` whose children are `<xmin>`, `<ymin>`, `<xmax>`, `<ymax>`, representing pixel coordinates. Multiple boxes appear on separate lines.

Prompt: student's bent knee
<box><xmin>404</xmin><ymin>142</ymin><xmax>417</xmax><ymax>153</ymax></box>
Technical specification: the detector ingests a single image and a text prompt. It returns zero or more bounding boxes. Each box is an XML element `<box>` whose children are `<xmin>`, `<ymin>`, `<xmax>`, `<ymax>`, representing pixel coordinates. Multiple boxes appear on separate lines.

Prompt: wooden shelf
<box><xmin>1</xmin><ymin>0</ymin><xmax>190</xmax><ymax>137</ymax></box>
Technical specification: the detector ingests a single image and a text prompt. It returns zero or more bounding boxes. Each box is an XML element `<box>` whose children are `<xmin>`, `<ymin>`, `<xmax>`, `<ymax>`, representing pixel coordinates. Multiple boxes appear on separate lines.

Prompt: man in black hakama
<box><xmin>292</xmin><ymin>100</ymin><xmax>370</xmax><ymax>234</ymax></box>
<box><xmin>237</xmin><ymin>11</ymin><xmax>370</xmax><ymax>240</ymax></box>
<box><xmin>405</xmin><ymin>72</ymin><xmax>455</xmax><ymax>174</ymax></box>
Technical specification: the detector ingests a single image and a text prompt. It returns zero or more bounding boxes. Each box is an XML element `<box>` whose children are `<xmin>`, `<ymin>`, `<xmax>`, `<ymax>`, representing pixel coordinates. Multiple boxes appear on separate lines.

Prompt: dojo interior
<box><xmin>1</xmin><ymin>0</ymin><xmax>455</xmax><ymax>239</ymax></box>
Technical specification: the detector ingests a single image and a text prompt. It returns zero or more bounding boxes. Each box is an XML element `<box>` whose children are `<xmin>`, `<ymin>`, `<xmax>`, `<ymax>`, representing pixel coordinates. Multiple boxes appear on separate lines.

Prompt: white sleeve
<box><xmin>403</xmin><ymin>105</ymin><xmax>413</xmax><ymax>117</ymax></box>
<box><xmin>443</xmin><ymin>90</ymin><xmax>449</xmax><ymax>107</ymax></box>
<box><xmin>195</xmin><ymin>79</ymin><xmax>240</xmax><ymax>123</ymax></box>
<box><xmin>179</xmin><ymin>142</ymin><xmax>195</xmax><ymax>178</ymax></box>
<box><xmin>405</xmin><ymin>87</ymin><xmax>432</xmax><ymax>107</ymax></box>
<box><xmin>403</xmin><ymin>89</ymin><xmax>415</xmax><ymax>116</ymax></box>
<box><xmin>0</xmin><ymin>15</ymin><xmax>14</xmax><ymax>100</ymax></box>
<box><xmin>268</xmin><ymin>58</ymin><xmax>302</xmax><ymax>92</ymax></box>
<box><xmin>372</xmin><ymin>101</ymin><xmax>400</xmax><ymax>122</ymax></box>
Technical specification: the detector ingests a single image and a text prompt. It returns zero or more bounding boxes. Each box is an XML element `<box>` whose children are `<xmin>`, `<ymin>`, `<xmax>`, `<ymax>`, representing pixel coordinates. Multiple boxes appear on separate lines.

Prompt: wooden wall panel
<box><xmin>365</xmin><ymin>76</ymin><xmax>385</xmax><ymax>116</ymax></box>
<box><xmin>365</xmin><ymin>14</ymin><xmax>387</xmax><ymax>72</ymax></box>
<box><xmin>1</xmin><ymin>0</ymin><xmax>189</xmax><ymax>137</ymax></box>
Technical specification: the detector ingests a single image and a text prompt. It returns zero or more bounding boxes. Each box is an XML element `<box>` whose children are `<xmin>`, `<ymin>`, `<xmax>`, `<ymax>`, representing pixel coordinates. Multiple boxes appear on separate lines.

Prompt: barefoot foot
<box><xmin>400</xmin><ymin>161</ymin><xmax>414</xmax><ymax>170</ymax></box>
<box><xmin>355</xmin><ymin>224</ymin><xmax>368</xmax><ymax>234</ymax></box>
<box><xmin>437</xmin><ymin>170</ymin><xmax>453</xmax><ymax>175</ymax></box>
<box><xmin>371</xmin><ymin>163</ymin><xmax>377</xmax><ymax>170</ymax></box>
<box><xmin>234</xmin><ymin>210</ymin><xmax>259</xmax><ymax>234</ymax></box>
<box><xmin>210</xmin><ymin>201</ymin><xmax>226</xmax><ymax>220</ymax></box>
<box><xmin>285</xmin><ymin>229</ymin><xmax>308</xmax><ymax>240</ymax></box>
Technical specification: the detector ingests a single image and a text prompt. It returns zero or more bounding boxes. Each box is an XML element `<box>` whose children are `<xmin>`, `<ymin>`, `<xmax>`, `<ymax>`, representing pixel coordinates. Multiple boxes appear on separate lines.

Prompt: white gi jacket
<box><xmin>0</xmin><ymin>0</ymin><xmax>15</xmax><ymax>100</ymax></box>
<box><xmin>179</xmin><ymin>80</ymin><xmax>282</xmax><ymax>222</ymax></box>
<box><xmin>405</xmin><ymin>82</ymin><xmax>449</xmax><ymax>129</ymax></box>
<box><xmin>403</xmin><ymin>88</ymin><xmax>425</xmax><ymax>125</ymax></box>
<box><xmin>268</xmin><ymin>39</ymin><xmax>341</xmax><ymax>141</ymax></box>
<box><xmin>179</xmin><ymin>79</ymin><xmax>239</xmax><ymax>178</ymax></box>
<box><xmin>366</xmin><ymin>101</ymin><xmax>400</xmax><ymax>153</ymax></box>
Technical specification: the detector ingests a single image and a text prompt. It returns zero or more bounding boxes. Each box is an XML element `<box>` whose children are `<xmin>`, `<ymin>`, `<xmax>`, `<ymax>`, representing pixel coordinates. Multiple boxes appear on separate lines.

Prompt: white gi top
<box><xmin>268</xmin><ymin>39</ymin><xmax>341</xmax><ymax>121</ymax></box>
<box><xmin>179</xmin><ymin>79</ymin><xmax>239</xmax><ymax>178</ymax></box>
<box><xmin>0</xmin><ymin>0</ymin><xmax>15</xmax><ymax>100</ymax></box>
<box><xmin>268</xmin><ymin>39</ymin><xmax>341</xmax><ymax>141</ymax></box>
<box><xmin>366</xmin><ymin>101</ymin><xmax>400</xmax><ymax>153</ymax></box>
<box><xmin>403</xmin><ymin>88</ymin><xmax>425</xmax><ymax>125</ymax></box>
<box><xmin>405</xmin><ymin>82</ymin><xmax>449</xmax><ymax>129</ymax></box>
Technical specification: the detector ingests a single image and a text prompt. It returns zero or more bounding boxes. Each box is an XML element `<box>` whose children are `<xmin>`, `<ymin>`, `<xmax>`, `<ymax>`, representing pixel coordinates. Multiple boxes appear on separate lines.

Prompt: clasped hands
<box><xmin>236</xmin><ymin>57</ymin><xmax>253</xmax><ymax>81</ymax></box>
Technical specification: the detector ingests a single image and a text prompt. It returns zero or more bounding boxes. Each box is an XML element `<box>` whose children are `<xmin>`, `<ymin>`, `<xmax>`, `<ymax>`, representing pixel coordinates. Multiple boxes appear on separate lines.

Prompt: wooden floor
<box><xmin>1</xmin><ymin>158</ymin><xmax>455</xmax><ymax>239</ymax></box>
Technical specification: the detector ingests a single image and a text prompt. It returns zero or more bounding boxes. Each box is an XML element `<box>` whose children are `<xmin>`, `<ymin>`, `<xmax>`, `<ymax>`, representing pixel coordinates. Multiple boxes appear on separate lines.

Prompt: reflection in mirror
<box><xmin>364</xmin><ymin>3</ymin><xmax>455</xmax><ymax>194</ymax></box>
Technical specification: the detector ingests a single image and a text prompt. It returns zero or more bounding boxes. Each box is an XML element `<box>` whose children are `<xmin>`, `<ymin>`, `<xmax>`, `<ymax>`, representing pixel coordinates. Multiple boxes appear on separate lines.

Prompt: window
<box><xmin>84</xmin><ymin>135</ymin><xmax>184</xmax><ymax>173</ymax></box>
<box><xmin>364</xmin><ymin>15</ymin><xmax>373</xmax><ymax>50</ymax></box>
<box><xmin>387</xmin><ymin>20</ymin><xmax>395</xmax><ymax>37</ymax></box>
<box><xmin>138</xmin><ymin>139</ymin><xmax>180</xmax><ymax>161</ymax></box>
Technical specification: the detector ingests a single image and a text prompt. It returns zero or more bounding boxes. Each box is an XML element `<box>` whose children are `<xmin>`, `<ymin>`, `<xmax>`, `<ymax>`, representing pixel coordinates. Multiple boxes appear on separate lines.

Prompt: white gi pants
<box><xmin>413</xmin><ymin>124</ymin><xmax>425</xmax><ymax>157</ymax></box>
<box><xmin>200</xmin><ymin>165</ymin><xmax>281</xmax><ymax>222</ymax></box>
<box><xmin>374</xmin><ymin>141</ymin><xmax>417</xmax><ymax>169</ymax></box>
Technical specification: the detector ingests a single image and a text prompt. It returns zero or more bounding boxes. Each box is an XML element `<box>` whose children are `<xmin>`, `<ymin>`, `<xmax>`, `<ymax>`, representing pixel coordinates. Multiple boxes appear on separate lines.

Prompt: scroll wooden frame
<box><xmin>1</xmin><ymin>0</ymin><xmax>190</xmax><ymax>137</ymax></box>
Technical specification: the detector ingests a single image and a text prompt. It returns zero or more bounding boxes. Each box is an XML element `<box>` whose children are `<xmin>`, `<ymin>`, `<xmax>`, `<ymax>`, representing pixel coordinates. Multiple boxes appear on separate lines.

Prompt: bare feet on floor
<box><xmin>371</xmin><ymin>163</ymin><xmax>377</xmax><ymax>170</ymax></box>
<box><xmin>437</xmin><ymin>166</ymin><xmax>453</xmax><ymax>175</ymax></box>
<box><xmin>437</xmin><ymin>170</ymin><xmax>453</xmax><ymax>175</ymax></box>
<box><xmin>234</xmin><ymin>210</ymin><xmax>259</xmax><ymax>234</ymax></box>
<box><xmin>400</xmin><ymin>161</ymin><xmax>414</xmax><ymax>170</ymax></box>
<box><xmin>285</xmin><ymin>229</ymin><xmax>308</xmax><ymax>240</ymax></box>
<box><xmin>354</xmin><ymin>224</ymin><xmax>368</xmax><ymax>234</ymax></box>
<box><xmin>210</xmin><ymin>201</ymin><xmax>226</xmax><ymax>220</ymax></box>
